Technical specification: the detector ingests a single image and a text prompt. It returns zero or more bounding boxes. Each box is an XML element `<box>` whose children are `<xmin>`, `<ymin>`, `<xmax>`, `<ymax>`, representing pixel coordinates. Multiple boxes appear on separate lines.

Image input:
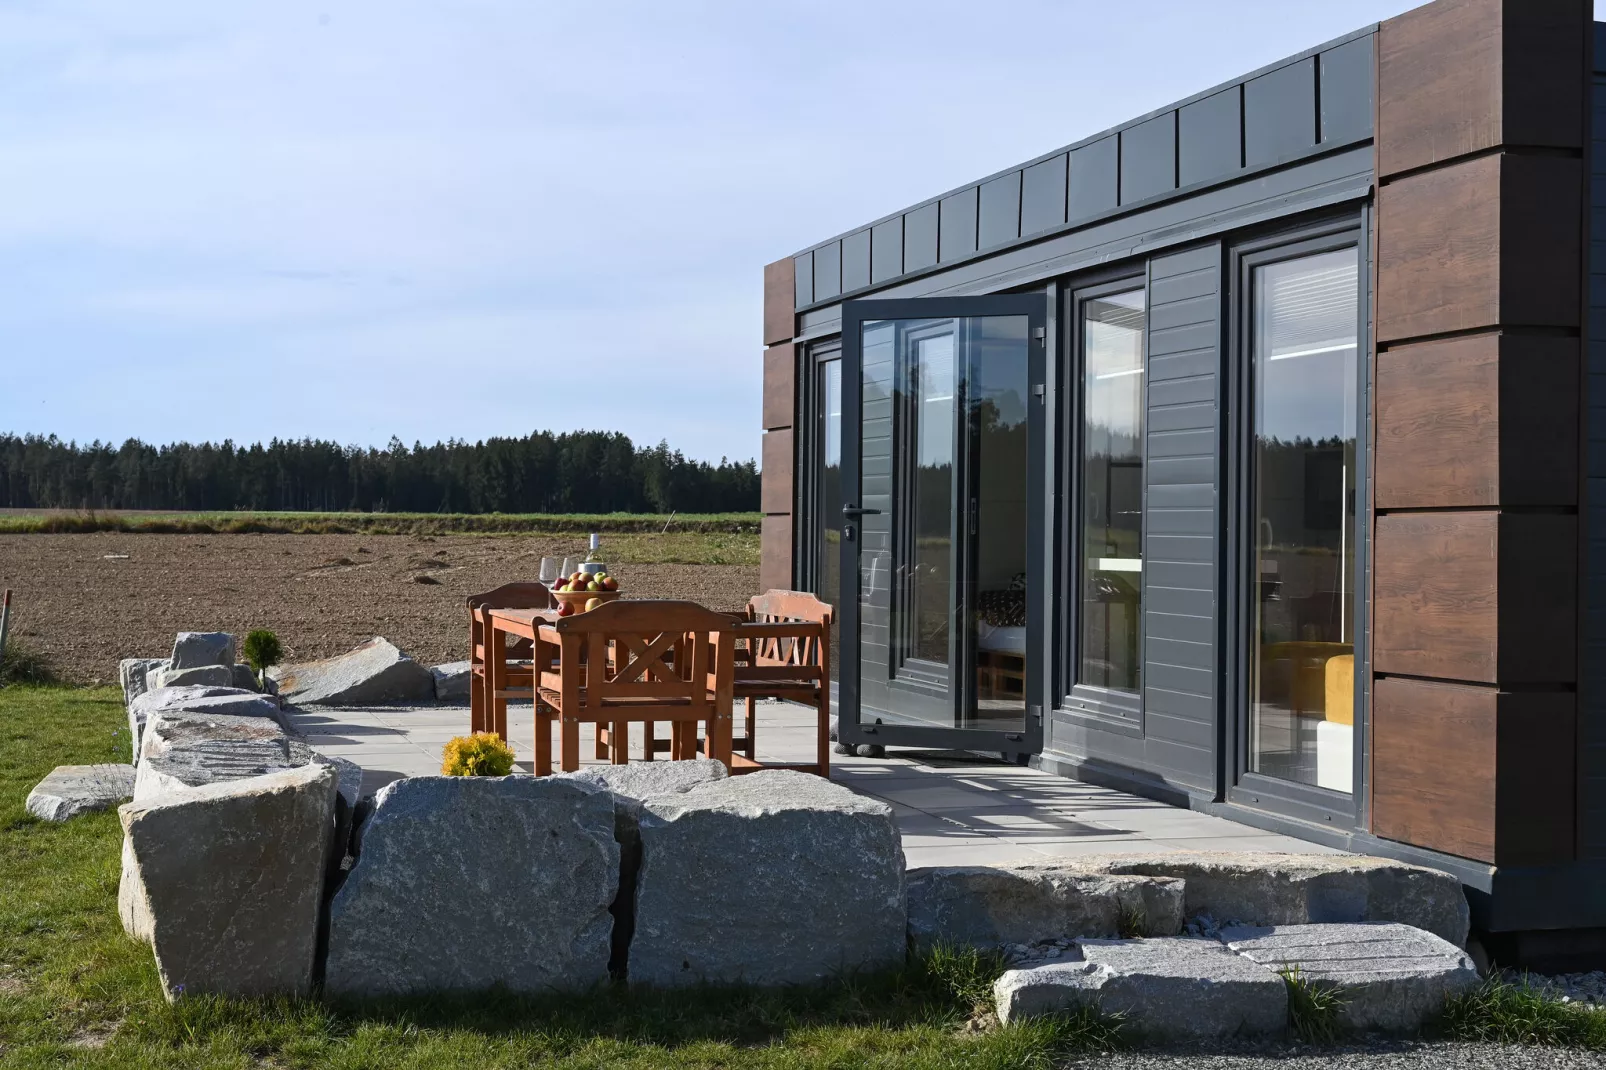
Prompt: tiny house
<box><xmin>758</xmin><ymin>0</ymin><xmax>1605</xmax><ymax>964</ymax></box>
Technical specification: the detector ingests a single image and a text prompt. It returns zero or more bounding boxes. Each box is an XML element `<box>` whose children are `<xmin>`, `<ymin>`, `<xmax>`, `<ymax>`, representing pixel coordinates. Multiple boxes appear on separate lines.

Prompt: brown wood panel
<box><xmin>1495</xmin><ymin>512</ymin><xmax>1577</xmax><ymax>685</ymax></box>
<box><xmin>1373</xmin><ymin>675</ymin><xmax>1497</xmax><ymax>862</ymax></box>
<box><xmin>1376</xmin><ymin>154</ymin><xmax>1500</xmax><ymax>342</ymax></box>
<box><xmin>1375</xmin><ymin>333</ymin><xmax>1579</xmax><ymax>509</ymax></box>
<box><xmin>763</xmin><ymin>257</ymin><xmax>795</xmax><ymax>346</ymax></box>
<box><xmin>1499</xmin><ymin>154</ymin><xmax>1582</xmax><ymax>329</ymax></box>
<box><xmin>1376</xmin><ymin>0</ymin><xmax>1502</xmax><ymax>179</ymax></box>
<box><xmin>762</xmin><ymin>343</ymin><xmax>796</xmax><ymax>431</ymax></box>
<box><xmin>759</xmin><ymin>513</ymin><xmax>793</xmax><ymax>592</ymax></box>
<box><xmin>1374</xmin><ymin>511</ymin><xmax>1500</xmax><ymax>682</ymax></box>
<box><xmin>1376</xmin><ymin>0</ymin><xmax>1587</xmax><ymax>179</ymax></box>
<box><xmin>1495</xmin><ymin>691</ymin><xmax>1577</xmax><ymax>866</ymax></box>
<box><xmin>760</xmin><ymin>429</ymin><xmax>794</xmax><ymax>514</ymax></box>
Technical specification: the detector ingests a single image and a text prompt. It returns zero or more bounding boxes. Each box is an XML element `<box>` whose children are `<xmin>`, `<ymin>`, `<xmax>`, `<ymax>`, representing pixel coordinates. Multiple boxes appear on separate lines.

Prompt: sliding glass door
<box><xmin>839</xmin><ymin>295</ymin><xmax>1046</xmax><ymax>754</ymax></box>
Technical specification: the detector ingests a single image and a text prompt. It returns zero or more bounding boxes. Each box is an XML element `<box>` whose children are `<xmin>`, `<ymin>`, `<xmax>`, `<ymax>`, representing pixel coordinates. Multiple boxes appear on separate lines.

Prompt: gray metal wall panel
<box><xmin>871</xmin><ymin>217</ymin><xmax>903</xmax><ymax>283</ymax></box>
<box><xmin>814</xmin><ymin>241</ymin><xmax>841</xmax><ymax>301</ymax></box>
<box><xmin>843</xmin><ymin>230</ymin><xmax>871</xmax><ymax>292</ymax></box>
<box><xmin>1244</xmin><ymin>58</ymin><xmax>1316</xmax><ymax>167</ymax></box>
<box><xmin>1584</xmin><ymin>75</ymin><xmax>1606</xmax><ymax>858</ymax></box>
<box><xmin>1122</xmin><ymin>112</ymin><xmax>1178</xmax><ymax>205</ymax></box>
<box><xmin>1179</xmin><ymin>87</ymin><xmax>1242</xmax><ymax>188</ymax></box>
<box><xmin>979</xmin><ymin>171</ymin><xmax>1023</xmax><ymax>249</ymax></box>
<box><xmin>940</xmin><ymin>188</ymin><xmax>978</xmax><ymax>262</ymax></box>
<box><xmin>1319</xmin><ymin>36</ymin><xmax>1374</xmax><ymax>145</ymax></box>
<box><xmin>1022</xmin><ymin>153</ymin><xmax>1069</xmax><ymax>235</ymax></box>
<box><xmin>905</xmin><ymin>202</ymin><xmax>939</xmax><ymax>273</ymax></box>
<box><xmin>795</xmin><ymin>251</ymin><xmax>814</xmax><ymax>307</ymax></box>
<box><xmin>1139</xmin><ymin>243</ymin><xmax>1221</xmax><ymax>791</ymax></box>
<box><xmin>1069</xmin><ymin>135</ymin><xmax>1120</xmax><ymax>219</ymax></box>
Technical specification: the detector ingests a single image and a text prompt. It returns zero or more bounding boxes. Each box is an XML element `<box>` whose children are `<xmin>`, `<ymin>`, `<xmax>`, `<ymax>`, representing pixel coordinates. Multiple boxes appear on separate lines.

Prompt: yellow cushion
<box><xmin>1324</xmin><ymin>655</ymin><xmax>1354</xmax><ymax>726</ymax></box>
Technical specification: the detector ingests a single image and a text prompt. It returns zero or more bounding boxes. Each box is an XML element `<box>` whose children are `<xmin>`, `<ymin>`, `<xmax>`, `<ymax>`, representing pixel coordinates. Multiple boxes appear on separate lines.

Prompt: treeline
<box><xmin>0</xmin><ymin>432</ymin><xmax>759</xmax><ymax>514</ymax></box>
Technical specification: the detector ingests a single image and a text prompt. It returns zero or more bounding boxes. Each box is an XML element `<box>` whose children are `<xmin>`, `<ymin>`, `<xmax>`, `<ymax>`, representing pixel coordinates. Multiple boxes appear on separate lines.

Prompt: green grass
<box><xmin>0</xmin><ymin>686</ymin><xmax>1119</xmax><ymax>1068</ymax></box>
<box><xmin>1279</xmin><ymin>965</ymin><xmax>1347</xmax><ymax>1045</ymax></box>
<box><xmin>0</xmin><ymin>511</ymin><xmax>762</xmax><ymax>537</ymax></box>
<box><xmin>1442</xmin><ymin>975</ymin><xmax>1606</xmax><ymax>1050</ymax></box>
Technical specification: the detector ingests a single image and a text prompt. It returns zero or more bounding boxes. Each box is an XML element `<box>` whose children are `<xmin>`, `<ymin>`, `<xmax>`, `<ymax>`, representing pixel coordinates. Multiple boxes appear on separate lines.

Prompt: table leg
<box><xmin>489</xmin><ymin>622</ymin><xmax>509</xmax><ymax>742</ymax></box>
<box><xmin>610</xmin><ymin>720</ymin><xmax>627</xmax><ymax>764</ymax></box>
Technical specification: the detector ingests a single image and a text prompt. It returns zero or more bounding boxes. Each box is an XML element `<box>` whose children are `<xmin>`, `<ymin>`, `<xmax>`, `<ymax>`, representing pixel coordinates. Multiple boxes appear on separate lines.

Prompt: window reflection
<box><xmin>818</xmin><ymin>358</ymin><xmax>842</xmax><ymax>682</ymax></box>
<box><xmin>1080</xmin><ymin>289</ymin><xmax>1146</xmax><ymax>694</ymax></box>
<box><xmin>1249</xmin><ymin>247</ymin><xmax>1358</xmax><ymax>794</ymax></box>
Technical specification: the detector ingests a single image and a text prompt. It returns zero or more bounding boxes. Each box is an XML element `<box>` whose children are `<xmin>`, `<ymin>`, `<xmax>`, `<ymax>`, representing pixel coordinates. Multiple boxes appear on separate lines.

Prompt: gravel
<box><xmin>1061</xmin><ymin>1040</ymin><xmax>1605</xmax><ymax>1067</ymax></box>
<box><xmin>1507</xmin><ymin>969</ymin><xmax>1606</xmax><ymax>1009</ymax></box>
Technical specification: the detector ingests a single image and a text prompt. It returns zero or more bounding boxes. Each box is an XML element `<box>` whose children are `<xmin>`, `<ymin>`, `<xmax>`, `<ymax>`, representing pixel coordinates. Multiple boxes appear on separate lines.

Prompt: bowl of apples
<box><xmin>550</xmin><ymin>570</ymin><xmax>621</xmax><ymax>616</ymax></box>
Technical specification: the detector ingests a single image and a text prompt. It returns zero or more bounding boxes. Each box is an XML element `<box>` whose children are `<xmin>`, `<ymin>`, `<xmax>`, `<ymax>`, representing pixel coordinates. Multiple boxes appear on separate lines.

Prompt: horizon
<box><xmin>0</xmin><ymin>1</ymin><xmax>1454</xmax><ymax>464</ymax></box>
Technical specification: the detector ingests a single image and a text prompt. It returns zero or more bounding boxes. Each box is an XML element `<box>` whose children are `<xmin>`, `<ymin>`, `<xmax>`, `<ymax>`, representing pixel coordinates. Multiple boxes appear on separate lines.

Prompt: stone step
<box><xmin>1221</xmin><ymin>922</ymin><xmax>1480</xmax><ymax>1033</ymax></box>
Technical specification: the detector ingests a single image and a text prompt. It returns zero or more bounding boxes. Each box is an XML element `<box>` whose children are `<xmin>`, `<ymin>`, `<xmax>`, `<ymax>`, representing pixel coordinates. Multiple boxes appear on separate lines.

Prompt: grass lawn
<box><xmin>2</xmin><ymin>686</ymin><xmax>1601</xmax><ymax>1068</ymax></box>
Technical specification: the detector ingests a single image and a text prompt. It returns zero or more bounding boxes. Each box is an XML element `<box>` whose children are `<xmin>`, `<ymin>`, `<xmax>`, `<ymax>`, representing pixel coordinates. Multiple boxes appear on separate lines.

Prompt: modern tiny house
<box><xmin>758</xmin><ymin>0</ymin><xmax>1604</xmax><ymax>964</ymax></box>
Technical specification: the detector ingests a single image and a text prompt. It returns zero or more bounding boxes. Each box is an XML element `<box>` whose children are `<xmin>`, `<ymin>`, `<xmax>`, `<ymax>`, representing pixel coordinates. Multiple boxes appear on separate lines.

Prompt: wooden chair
<box><xmin>533</xmin><ymin>599</ymin><xmax>736</xmax><ymax>774</ymax></box>
<box><xmin>468</xmin><ymin>582</ymin><xmax>554</xmax><ymax>737</ymax></box>
<box><xmin>721</xmin><ymin>590</ymin><xmax>832</xmax><ymax>776</ymax></box>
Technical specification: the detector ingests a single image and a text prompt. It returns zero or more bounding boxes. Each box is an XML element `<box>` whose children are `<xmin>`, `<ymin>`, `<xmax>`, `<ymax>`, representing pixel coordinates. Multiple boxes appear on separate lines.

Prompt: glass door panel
<box><xmin>1248</xmin><ymin>247</ymin><xmax>1358</xmax><ymax>795</ymax></box>
<box><xmin>818</xmin><ymin>358</ymin><xmax>843</xmax><ymax>682</ymax></box>
<box><xmin>841</xmin><ymin>296</ymin><xmax>1043</xmax><ymax>751</ymax></box>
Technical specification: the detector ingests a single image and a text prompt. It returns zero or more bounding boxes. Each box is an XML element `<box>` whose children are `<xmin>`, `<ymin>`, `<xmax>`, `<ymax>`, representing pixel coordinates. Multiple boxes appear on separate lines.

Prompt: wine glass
<box><xmin>560</xmin><ymin>557</ymin><xmax>578</xmax><ymax>581</ymax></box>
<box><xmin>539</xmin><ymin>557</ymin><xmax>560</xmax><ymax>586</ymax></box>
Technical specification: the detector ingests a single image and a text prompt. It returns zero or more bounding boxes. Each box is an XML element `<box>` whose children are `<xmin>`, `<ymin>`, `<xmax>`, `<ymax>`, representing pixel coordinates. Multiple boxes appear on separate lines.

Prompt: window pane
<box><xmin>1080</xmin><ymin>288</ymin><xmax>1146</xmax><ymax>694</ymax></box>
<box><xmin>910</xmin><ymin>331</ymin><xmax>955</xmax><ymax>664</ymax></box>
<box><xmin>1249</xmin><ymin>247</ymin><xmax>1358</xmax><ymax>794</ymax></box>
<box><xmin>818</xmin><ymin>358</ymin><xmax>842</xmax><ymax>683</ymax></box>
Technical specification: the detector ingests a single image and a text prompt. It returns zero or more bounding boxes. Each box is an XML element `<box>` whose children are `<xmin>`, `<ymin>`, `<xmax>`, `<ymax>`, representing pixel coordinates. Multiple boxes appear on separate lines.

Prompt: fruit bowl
<box><xmin>551</xmin><ymin>588</ymin><xmax>622</xmax><ymax>612</ymax></box>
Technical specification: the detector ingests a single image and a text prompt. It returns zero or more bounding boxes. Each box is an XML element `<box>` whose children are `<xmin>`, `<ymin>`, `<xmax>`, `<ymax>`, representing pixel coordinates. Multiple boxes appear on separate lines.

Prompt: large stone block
<box><xmin>151</xmin><ymin>664</ymin><xmax>235</xmax><ymax>691</ymax></box>
<box><xmin>127</xmin><ymin>685</ymin><xmax>282</xmax><ymax>765</ymax></box>
<box><xmin>324</xmin><ymin>775</ymin><xmax>618</xmax><ymax>997</ymax></box>
<box><xmin>119</xmin><ymin>658</ymin><xmax>166</xmax><ymax>708</ymax></box>
<box><xmin>269</xmin><ymin>637</ymin><xmax>435</xmax><ymax>706</ymax></box>
<box><xmin>994</xmin><ymin>936</ymin><xmax>1287</xmax><ymax>1036</ymax></box>
<box><xmin>907</xmin><ymin>865</ymin><xmax>1184</xmax><ymax>951</ymax></box>
<box><xmin>430</xmin><ymin>661</ymin><xmax>471</xmax><ymax>703</ymax></box>
<box><xmin>1221</xmin><ymin>922</ymin><xmax>1481</xmax><ymax>1033</ymax></box>
<box><xmin>133</xmin><ymin>710</ymin><xmax>297</xmax><ymax>800</ymax></box>
<box><xmin>118</xmin><ymin>762</ymin><xmax>336</xmax><ymax>1000</ymax></box>
<box><xmin>231</xmin><ymin>663</ymin><xmax>263</xmax><ymax>692</ymax></box>
<box><xmin>1080</xmin><ymin>852</ymin><xmax>1470</xmax><ymax>947</ymax></box>
<box><xmin>630</xmin><ymin>770</ymin><xmax>905</xmax><ymax>987</ymax></box>
<box><xmin>26</xmin><ymin>764</ymin><xmax>135</xmax><ymax>822</ymax></box>
<box><xmin>169</xmin><ymin>631</ymin><xmax>236</xmax><ymax>670</ymax></box>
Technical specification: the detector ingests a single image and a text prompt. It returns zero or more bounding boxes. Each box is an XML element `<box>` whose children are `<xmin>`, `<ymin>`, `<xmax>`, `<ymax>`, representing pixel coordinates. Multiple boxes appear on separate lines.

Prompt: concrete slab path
<box><xmin>284</xmin><ymin>699</ymin><xmax>1337</xmax><ymax>867</ymax></box>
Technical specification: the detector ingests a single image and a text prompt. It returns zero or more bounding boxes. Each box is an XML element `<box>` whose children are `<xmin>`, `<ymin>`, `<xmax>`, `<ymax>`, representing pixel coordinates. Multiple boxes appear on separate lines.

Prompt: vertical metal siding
<box><xmin>1581</xmin><ymin>68</ymin><xmax>1606</xmax><ymax>858</ymax></box>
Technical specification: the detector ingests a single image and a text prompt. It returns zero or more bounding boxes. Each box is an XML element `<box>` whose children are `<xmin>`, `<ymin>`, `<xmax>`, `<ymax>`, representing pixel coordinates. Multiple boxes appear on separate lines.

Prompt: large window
<box><xmin>1248</xmin><ymin>246</ymin><xmax>1359</xmax><ymax>795</ymax></box>
<box><xmin>817</xmin><ymin>357</ymin><xmax>842</xmax><ymax>681</ymax></box>
<box><xmin>1078</xmin><ymin>288</ymin><xmax>1147</xmax><ymax>696</ymax></box>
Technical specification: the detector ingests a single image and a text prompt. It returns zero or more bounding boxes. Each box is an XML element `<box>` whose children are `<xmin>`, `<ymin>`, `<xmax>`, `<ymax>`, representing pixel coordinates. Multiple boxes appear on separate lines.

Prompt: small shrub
<box><xmin>1116</xmin><ymin>903</ymin><xmax>1148</xmax><ymax>939</ymax></box>
<box><xmin>441</xmin><ymin>732</ymin><xmax>516</xmax><ymax>777</ymax></box>
<box><xmin>1281</xmin><ymin>965</ymin><xmax>1347</xmax><ymax>1044</ymax></box>
<box><xmin>1443</xmin><ymin>974</ymin><xmax>1606</xmax><ymax>1049</ymax></box>
<box><xmin>0</xmin><ymin>636</ymin><xmax>59</xmax><ymax>686</ymax></box>
<box><xmin>241</xmin><ymin>629</ymin><xmax>283</xmax><ymax>683</ymax></box>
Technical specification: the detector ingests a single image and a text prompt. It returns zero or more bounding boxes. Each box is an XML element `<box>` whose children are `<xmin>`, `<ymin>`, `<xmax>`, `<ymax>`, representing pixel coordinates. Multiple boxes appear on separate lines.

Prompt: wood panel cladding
<box><xmin>762</xmin><ymin>344</ymin><xmax>796</xmax><ymax>432</ymax></box>
<box><xmin>1373</xmin><ymin>676</ymin><xmax>1576</xmax><ymax>865</ymax></box>
<box><xmin>759</xmin><ymin>514</ymin><xmax>793</xmax><ymax>592</ymax></box>
<box><xmin>1374</xmin><ymin>511</ymin><xmax>1577</xmax><ymax>684</ymax></box>
<box><xmin>1375</xmin><ymin>333</ymin><xmax>1579</xmax><ymax>508</ymax></box>
<box><xmin>1376</xmin><ymin>0</ymin><xmax>1587</xmax><ymax>179</ymax></box>
<box><xmin>763</xmin><ymin>257</ymin><xmax>795</xmax><ymax>346</ymax></box>
<box><xmin>760</xmin><ymin>429</ymin><xmax>794</xmax><ymax>515</ymax></box>
<box><xmin>1376</xmin><ymin>153</ymin><xmax>1581</xmax><ymax>342</ymax></box>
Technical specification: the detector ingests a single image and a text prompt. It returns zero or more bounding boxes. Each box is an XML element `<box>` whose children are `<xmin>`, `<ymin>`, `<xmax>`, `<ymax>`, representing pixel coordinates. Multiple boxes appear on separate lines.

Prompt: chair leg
<box><xmin>816</xmin><ymin>692</ymin><xmax>830</xmax><ymax>778</ymax></box>
<box><xmin>470</xmin><ymin>670</ymin><xmax>485</xmax><ymax>733</ymax></box>
<box><xmin>560</xmin><ymin>718</ymin><xmax>581</xmax><ymax>773</ymax></box>
<box><xmin>611</xmin><ymin>721</ymin><xmax>628</xmax><ymax>764</ymax></box>
<box><xmin>643</xmin><ymin>721</ymin><xmax>656</xmax><ymax>761</ymax></box>
<box><xmin>744</xmin><ymin>696</ymin><xmax>757</xmax><ymax>760</ymax></box>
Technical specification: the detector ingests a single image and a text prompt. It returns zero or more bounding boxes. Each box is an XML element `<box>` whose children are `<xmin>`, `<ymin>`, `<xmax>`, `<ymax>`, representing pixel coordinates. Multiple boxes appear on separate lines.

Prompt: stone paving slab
<box><xmin>1221</xmin><ymin>922</ymin><xmax>1481</xmax><ymax>1033</ymax></box>
<box><xmin>995</xmin><ymin>936</ymin><xmax>1289</xmax><ymax>1037</ymax></box>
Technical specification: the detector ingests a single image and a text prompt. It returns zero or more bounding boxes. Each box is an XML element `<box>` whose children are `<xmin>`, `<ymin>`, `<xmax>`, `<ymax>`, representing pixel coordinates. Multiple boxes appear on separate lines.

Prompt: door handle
<box><xmin>842</xmin><ymin>504</ymin><xmax>882</xmax><ymax>518</ymax></box>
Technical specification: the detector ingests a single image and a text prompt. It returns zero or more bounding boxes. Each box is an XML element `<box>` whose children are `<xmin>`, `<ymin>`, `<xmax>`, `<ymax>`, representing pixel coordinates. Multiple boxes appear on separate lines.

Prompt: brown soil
<box><xmin>0</xmin><ymin>534</ymin><xmax>757</xmax><ymax>685</ymax></box>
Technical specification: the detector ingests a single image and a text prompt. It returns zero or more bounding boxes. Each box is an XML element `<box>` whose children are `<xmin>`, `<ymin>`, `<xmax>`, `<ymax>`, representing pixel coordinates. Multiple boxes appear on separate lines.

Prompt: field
<box><xmin>0</xmin><ymin>509</ymin><xmax>761</xmax><ymax>536</ymax></box>
<box><xmin>0</xmin><ymin>529</ymin><xmax>758</xmax><ymax>684</ymax></box>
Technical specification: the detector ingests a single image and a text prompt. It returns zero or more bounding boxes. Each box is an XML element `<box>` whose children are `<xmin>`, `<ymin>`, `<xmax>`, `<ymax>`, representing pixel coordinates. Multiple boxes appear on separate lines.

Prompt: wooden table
<box><xmin>481</xmin><ymin>603</ymin><xmax>741</xmax><ymax>775</ymax></box>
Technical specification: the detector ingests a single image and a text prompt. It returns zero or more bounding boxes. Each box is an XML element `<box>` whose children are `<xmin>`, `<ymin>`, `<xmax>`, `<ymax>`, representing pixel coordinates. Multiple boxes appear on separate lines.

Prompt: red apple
<box><xmin>600</xmin><ymin>577</ymin><xmax>618</xmax><ymax>591</ymax></box>
<box><xmin>557</xmin><ymin>601</ymin><xmax>575</xmax><ymax>617</ymax></box>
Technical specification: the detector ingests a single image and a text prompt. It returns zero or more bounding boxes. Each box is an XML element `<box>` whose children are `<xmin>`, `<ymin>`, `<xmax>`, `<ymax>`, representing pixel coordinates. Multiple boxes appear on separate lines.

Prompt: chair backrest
<box><xmin>468</xmin><ymin>582</ymin><xmax>553</xmax><ymax>659</ymax></box>
<box><xmin>741</xmin><ymin>590</ymin><xmax>831</xmax><ymax>678</ymax></box>
<box><xmin>550</xmin><ymin>600</ymin><xmax>737</xmax><ymax>711</ymax></box>
<box><xmin>746</xmin><ymin>589</ymin><xmax>833</xmax><ymax>626</ymax></box>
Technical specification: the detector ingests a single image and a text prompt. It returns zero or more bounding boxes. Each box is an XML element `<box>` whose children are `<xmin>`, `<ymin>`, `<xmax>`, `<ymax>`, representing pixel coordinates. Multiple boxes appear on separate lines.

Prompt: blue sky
<box><xmin>0</xmin><ymin>1</ymin><xmax>1442</xmax><ymax>463</ymax></box>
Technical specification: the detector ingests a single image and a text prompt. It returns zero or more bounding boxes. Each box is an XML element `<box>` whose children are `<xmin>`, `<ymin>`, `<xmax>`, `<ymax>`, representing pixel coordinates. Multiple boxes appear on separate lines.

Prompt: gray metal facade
<box><xmin>1582</xmin><ymin>27</ymin><xmax>1606</xmax><ymax>860</ymax></box>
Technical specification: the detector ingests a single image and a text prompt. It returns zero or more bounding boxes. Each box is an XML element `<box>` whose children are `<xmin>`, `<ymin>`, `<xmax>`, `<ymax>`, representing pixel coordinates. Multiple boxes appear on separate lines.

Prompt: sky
<box><xmin>0</xmin><ymin>0</ymin><xmax>1461</xmax><ymax>464</ymax></box>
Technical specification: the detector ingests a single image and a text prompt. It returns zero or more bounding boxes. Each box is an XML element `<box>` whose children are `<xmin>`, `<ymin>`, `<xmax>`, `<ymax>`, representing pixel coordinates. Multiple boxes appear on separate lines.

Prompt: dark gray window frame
<box><xmin>794</xmin><ymin>337</ymin><xmax>842</xmax><ymax>595</ymax></box>
<box><xmin>1223</xmin><ymin>211</ymin><xmax>1371</xmax><ymax>830</ymax></box>
<box><xmin>1057</xmin><ymin>270</ymin><xmax>1150</xmax><ymax>735</ymax></box>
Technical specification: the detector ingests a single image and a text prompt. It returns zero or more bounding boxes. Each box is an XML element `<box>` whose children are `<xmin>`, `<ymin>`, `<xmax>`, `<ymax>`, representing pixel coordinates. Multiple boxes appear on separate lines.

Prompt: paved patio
<box><xmin>284</xmin><ymin>699</ymin><xmax>1338</xmax><ymax>867</ymax></box>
